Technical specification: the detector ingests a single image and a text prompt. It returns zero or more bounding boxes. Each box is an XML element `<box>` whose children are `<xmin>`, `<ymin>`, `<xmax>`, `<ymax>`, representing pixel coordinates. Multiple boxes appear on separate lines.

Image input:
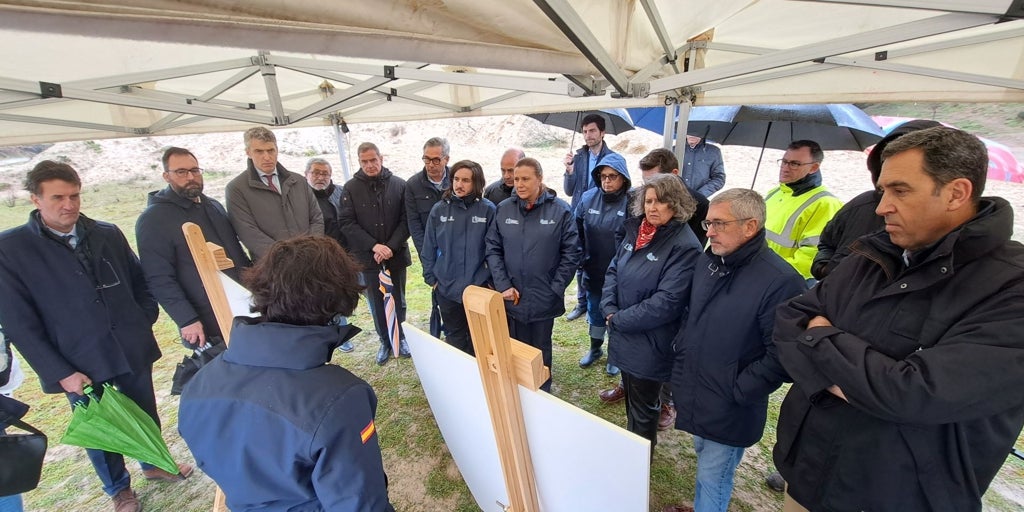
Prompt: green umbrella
<box><xmin>61</xmin><ymin>383</ymin><xmax>178</xmax><ymax>475</ymax></box>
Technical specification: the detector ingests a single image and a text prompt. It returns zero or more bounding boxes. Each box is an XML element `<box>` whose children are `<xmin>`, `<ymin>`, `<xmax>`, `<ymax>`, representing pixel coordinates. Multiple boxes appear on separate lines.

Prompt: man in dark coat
<box><xmin>483</xmin><ymin>147</ymin><xmax>524</xmax><ymax>205</ymax></box>
<box><xmin>811</xmin><ymin>119</ymin><xmax>941</xmax><ymax>280</ymax></box>
<box><xmin>562</xmin><ymin>113</ymin><xmax>617</xmax><ymax>321</ymax></box>
<box><xmin>339</xmin><ymin>142</ymin><xmax>411</xmax><ymax>365</ymax></box>
<box><xmin>405</xmin><ymin>137</ymin><xmax>451</xmax><ymax>338</ymax></box>
<box><xmin>681</xmin><ymin>134</ymin><xmax>726</xmax><ymax>197</ymax></box>
<box><xmin>304</xmin><ymin>157</ymin><xmax>347</xmax><ymax>249</ymax></box>
<box><xmin>774</xmin><ymin>126</ymin><xmax>1024</xmax><ymax>512</ymax></box>
<box><xmin>486</xmin><ymin>157</ymin><xmax>580</xmax><ymax>392</ymax></box>
<box><xmin>0</xmin><ymin>161</ymin><xmax>190</xmax><ymax>512</ymax></box>
<box><xmin>663</xmin><ymin>188</ymin><xmax>804</xmax><ymax>512</ymax></box>
<box><xmin>136</xmin><ymin>147</ymin><xmax>251</xmax><ymax>349</ymax></box>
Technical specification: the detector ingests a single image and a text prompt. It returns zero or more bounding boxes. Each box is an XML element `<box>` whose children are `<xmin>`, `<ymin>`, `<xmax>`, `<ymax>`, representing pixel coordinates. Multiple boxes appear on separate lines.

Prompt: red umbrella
<box><xmin>871</xmin><ymin>116</ymin><xmax>1024</xmax><ymax>183</ymax></box>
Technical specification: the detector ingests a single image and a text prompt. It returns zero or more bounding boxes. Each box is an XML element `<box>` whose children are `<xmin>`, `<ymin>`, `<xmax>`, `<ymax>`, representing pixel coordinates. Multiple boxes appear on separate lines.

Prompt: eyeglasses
<box><xmin>169</xmin><ymin>167</ymin><xmax>203</xmax><ymax>177</ymax></box>
<box><xmin>309</xmin><ymin>171</ymin><xmax>331</xmax><ymax>178</ymax></box>
<box><xmin>700</xmin><ymin>218</ymin><xmax>751</xmax><ymax>231</ymax></box>
<box><xmin>777</xmin><ymin>159</ymin><xmax>815</xmax><ymax>169</ymax></box>
<box><xmin>422</xmin><ymin>156</ymin><xmax>446</xmax><ymax>165</ymax></box>
<box><xmin>599</xmin><ymin>174</ymin><xmax>622</xmax><ymax>181</ymax></box>
<box><xmin>95</xmin><ymin>258</ymin><xmax>121</xmax><ymax>290</ymax></box>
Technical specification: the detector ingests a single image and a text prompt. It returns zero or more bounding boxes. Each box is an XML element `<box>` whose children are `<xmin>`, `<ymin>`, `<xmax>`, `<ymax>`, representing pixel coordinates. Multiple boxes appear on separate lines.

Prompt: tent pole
<box><xmin>661</xmin><ymin>103</ymin><xmax>676</xmax><ymax>150</ymax></box>
<box><xmin>750</xmin><ymin>121</ymin><xmax>772</xmax><ymax>189</ymax></box>
<box><xmin>331</xmin><ymin>115</ymin><xmax>352</xmax><ymax>183</ymax></box>
<box><xmin>674</xmin><ymin>102</ymin><xmax>691</xmax><ymax>167</ymax></box>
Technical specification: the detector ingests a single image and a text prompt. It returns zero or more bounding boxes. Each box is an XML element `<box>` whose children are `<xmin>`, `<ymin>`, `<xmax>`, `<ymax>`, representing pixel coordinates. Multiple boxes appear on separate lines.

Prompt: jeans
<box><xmin>0</xmin><ymin>495</ymin><xmax>22</xmax><ymax>512</ymax></box>
<box><xmin>692</xmin><ymin>435</ymin><xmax>745</xmax><ymax>512</ymax></box>
<box><xmin>584</xmin><ymin>281</ymin><xmax>605</xmax><ymax>328</ymax></box>
<box><xmin>64</xmin><ymin>370</ymin><xmax>159</xmax><ymax>496</ymax></box>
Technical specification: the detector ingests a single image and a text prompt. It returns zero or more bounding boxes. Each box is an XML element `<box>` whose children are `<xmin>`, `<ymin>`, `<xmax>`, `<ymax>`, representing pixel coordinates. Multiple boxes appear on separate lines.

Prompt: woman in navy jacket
<box><xmin>486</xmin><ymin>157</ymin><xmax>581</xmax><ymax>392</ymax></box>
<box><xmin>421</xmin><ymin>160</ymin><xmax>496</xmax><ymax>355</ymax></box>
<box><xmin>602</xmin><ymin>174</ymin><xmax>701</xmax><ymax>452</ymax></box>
<box><xmin>179</xmin><ymin>237</ymin><xmax>393</xmax><ymax>512</ymax></box>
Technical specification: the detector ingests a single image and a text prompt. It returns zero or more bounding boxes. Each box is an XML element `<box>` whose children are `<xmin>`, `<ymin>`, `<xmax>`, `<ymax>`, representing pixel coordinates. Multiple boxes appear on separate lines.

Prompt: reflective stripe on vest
<box><xmin>765</xmin><ymin>189</ymin><xmax>836</xmax><ymax>249</ymax></box>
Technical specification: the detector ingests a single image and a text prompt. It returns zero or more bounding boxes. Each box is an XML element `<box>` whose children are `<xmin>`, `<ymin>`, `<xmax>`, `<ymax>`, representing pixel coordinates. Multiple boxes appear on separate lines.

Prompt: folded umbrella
<box><xmin>61</xmin><ymin>383</ymin><xmax>178</xmax><ymax>475</ymax></box>
<box><xmin>379</xmin><ymin>266</ymin><xmax>401</xmax><ymax>358</ymax></box>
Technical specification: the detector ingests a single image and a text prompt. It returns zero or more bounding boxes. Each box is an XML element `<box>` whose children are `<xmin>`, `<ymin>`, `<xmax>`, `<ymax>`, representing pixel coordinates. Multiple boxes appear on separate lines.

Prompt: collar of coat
<box><xmin>856</xmin><ymin>197</ymin><xmax>1012</xmax><ymax>275</ymax></box>
<box><xmin>353</xmin><ymin>167</ymin><xmax>394</xmax><ymax>182</ymax></box>
<box><xmin>781</xmin><ymin>171</ymin><xmax>823</xmax><ymax>197</ymax></box>
<box><xmin>245</xmin><ymin>160</ymin><xmax>296</xmax><ymax>185</ymax></box>
<box><xmin>705</xmin><ymin>228</ymin><xmax>768</xmax><ymax>270</ymax></box>
<box><xmin>148</xmin><ymin>186</ymin><xmax>209</xmax><ymax>209</ymax></box>
<box><xmin>223</xmin><ymin>317</ymin><xmax>361</xmax><ymax>370</ymax></box>
<box><xmin>28</xmin><ymin>209</ymin><xmax>97</xmax><ymax>242</ymax></box>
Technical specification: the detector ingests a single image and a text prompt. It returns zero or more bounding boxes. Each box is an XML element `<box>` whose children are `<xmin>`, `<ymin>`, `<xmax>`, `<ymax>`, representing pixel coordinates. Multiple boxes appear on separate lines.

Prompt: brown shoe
<box><xmin>662</xmin><ymin>505</ymin><xmax>694</xmax><ymax>512</ymax></box>
<box><xmin>112</xmin><ymin>488</ymin><xmax>141</xmax><ymax>512</ymax></box>
<box><xmin>143</xmin><ymin>463</ymin><xmax>194</xmax><ymax>482</ymax></box>
<box><xmin>658</xmin><ymin>403</ymin><xmax>677</xmax><ymax>431</ymax></box>
<box><xmin>599</xmin><ymin>384</ymin><xmax>625</xmax><ymax>404</ymax></box>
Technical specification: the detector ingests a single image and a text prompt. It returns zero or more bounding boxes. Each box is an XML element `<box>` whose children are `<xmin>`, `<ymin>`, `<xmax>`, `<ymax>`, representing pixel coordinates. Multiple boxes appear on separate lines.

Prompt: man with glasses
<box><xmin>484</xmin><ymin>147</ymin><xmax>525</xmax><ymax>205</ymax></box>
<box><xmin>226</xmin><ymin>126</ymin><xmax>324</xmax><ymax>260</ymax></box>
<box><xmin>0</xmin><ymin>161</ymin><xmax>192</xmax><ymax>512</ymax></box>
<box><xmin>136</xmin><ymin>147</ymin><xmax>251</xmax><ymax>349</ymax></box>
<box><xmin>405</xmin><ymin>137</ymin><xmax>451</xmax><ymax>338</ymax></box>
<box><xmin>764</xmin><ymin>140</ymin><xmax>843</xmax><ymax>282</ymax></box>
<box><xmin>661</xmin><ymin>189</ymin><xmax>805</xmax><ymax>512</ymax></box>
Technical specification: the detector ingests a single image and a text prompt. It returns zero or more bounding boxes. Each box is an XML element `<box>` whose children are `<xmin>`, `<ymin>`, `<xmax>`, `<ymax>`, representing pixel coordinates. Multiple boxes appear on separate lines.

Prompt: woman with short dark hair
<box><xmin>179</xmin><ymin>236</ymin><xmax>394</xmax><ymax>512</ymax></box>
<box><xmin>602</xmin><ymin>174</ymin><xmax>701</xmax><ymax>454</ymax></box>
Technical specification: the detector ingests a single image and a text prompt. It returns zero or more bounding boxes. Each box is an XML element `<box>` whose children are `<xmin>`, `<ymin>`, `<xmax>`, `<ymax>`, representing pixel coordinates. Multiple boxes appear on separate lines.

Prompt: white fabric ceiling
<box><xmin>0</xmin><ymin>0</ymin><xmax>1022</xmax><ymax>144</ymax></box>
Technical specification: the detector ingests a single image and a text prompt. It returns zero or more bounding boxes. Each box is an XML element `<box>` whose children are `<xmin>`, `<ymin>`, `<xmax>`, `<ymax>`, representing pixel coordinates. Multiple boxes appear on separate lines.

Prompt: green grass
<box><xmin>5</xmin><ymin>172</ymin><xmax>1024</xmax><ymax>511</ymax></box>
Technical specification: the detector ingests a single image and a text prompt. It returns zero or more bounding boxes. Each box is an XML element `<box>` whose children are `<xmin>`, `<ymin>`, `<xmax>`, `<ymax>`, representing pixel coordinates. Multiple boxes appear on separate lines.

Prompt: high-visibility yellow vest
<box><xmin>764</xmin><ymin>183</ymin><xmax>843</xmax><ymax>279</ymax></box>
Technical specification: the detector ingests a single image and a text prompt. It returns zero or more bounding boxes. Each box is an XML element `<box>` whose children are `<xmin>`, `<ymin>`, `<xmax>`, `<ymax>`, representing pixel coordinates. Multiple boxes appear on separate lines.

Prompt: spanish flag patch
<box><xmin>360</xmin><ymin>420</ymin><xmax>376</xmax><ymax>444</ymax></box>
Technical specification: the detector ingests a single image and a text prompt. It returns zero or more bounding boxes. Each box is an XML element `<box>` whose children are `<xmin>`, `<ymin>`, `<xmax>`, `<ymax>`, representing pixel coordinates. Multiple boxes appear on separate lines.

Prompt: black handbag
<box><xmin>170</xmin><ymin>336</ymin><xmax>226</xmax><ymax>396</ymax></box>
<box><xmin>0</xmin><ymin>413</ymin><xmax>47</xmax><ymax>496</ymax></box>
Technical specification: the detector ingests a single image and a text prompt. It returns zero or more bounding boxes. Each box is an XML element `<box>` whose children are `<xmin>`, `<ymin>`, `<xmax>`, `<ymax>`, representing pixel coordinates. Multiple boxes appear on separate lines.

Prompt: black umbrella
<box><xmin>688</xmin><ymin>104</ymin><xmax>884</xmax><ymax>187</ymax></box>
<box><xmin>527</xmin><ymin>108</ymin><xmax>635</xmax><ymax>135</ymax></box>
<box><xmin>630</xmin><ymin>104</ymin><xmax>884</xmax><ymax>187</ymax></box>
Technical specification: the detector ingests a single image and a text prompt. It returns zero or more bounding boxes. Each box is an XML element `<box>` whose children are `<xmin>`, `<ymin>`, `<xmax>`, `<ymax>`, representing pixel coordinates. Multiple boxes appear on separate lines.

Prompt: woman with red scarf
<box><xmin>601</xmin><ymin>174</ymin><xmax>702</xmax><ymax>454</ymax></box>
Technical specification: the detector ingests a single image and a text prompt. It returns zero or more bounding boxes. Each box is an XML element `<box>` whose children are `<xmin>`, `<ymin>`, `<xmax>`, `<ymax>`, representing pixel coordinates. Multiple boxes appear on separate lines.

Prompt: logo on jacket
<box><xmin>623</xmin><ymin>243</ymin><xmax>634</xmax><ymax>252</ymax></box>
<box><xmin>617</xmin><ymin>210</ymin><xmax>625</xmax><ymax>216</ymax></box>
<box><xmin>439</xmin><ymin>215</ymin><xmax>453</xmax><ymax>223</ymax></box>
<box><xmin>588</xmin><ymin>208</ymin><xmax>601</xmax><ymax>215</ymax></box>
<box><xmin>539</xmin><ymin>219</ymin><xmax>555</xmax><ymax>225</ymax></box>
<box><xmin>505</xmin><ymin>218</ymin><xmax>520</xmax><ymax>225</ymax></box>
<box><xmin>471</xmin><ymin>216</ymin><xmax>487</xmax><ymax>223</ymax></box>
<box><xmin>646</xmin><ymin>253</ymin><xmax>659</xmax><ymax>262</ymax></box>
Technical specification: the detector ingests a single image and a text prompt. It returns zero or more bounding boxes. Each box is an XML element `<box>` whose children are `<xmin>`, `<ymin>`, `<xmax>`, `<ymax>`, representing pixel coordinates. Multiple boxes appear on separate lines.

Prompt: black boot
<box><xmin>579</xmin><ymin>337</ymin><xmax>604</xmax><ymax>368</ymax></box>
<box><xmin>375</xmin><ymin>342</ymin><xmax>392</xmax><ymax>366</ymax></box>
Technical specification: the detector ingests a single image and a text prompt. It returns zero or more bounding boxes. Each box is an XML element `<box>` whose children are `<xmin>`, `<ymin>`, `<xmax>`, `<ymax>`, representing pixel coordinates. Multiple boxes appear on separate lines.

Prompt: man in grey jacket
<box><xmin>226</xmin><ymin>127</ymin><xmax>324</xmax><ymax>260</ymax></box>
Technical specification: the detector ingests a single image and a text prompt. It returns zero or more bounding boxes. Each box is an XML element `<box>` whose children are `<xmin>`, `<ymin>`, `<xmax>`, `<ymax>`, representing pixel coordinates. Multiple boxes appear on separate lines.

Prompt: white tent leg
<box><xmin>674</xmin><ymin>102</ymin><xmax>691</xmax><ymax>166</ymax></box>
<box><xmin>332</xmin><ymin>115</ymin><xmax>352</xmax><ymax>183</ymax></box>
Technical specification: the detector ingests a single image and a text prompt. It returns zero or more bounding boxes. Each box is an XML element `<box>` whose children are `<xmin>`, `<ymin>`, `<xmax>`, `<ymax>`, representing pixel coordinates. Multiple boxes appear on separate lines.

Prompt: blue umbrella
<box><xmin>527</xmin><ymin>108</ymin><xmax>635</xmax><ymax>135</ymax></box>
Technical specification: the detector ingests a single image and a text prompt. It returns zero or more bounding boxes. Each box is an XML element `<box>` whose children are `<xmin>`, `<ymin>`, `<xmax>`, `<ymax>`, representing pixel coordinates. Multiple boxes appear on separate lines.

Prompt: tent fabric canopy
<box><xmin>0</xmin><ymin>0</ymin><xmax>1022</xmax><ymax>145</ymax></box>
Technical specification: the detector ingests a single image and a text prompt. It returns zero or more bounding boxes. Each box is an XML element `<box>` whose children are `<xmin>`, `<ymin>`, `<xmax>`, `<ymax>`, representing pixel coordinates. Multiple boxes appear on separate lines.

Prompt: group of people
<box><xmin>0</xmin><ymin>114</ymin><xmax>1022</xmax><ymax>512</ymax></box>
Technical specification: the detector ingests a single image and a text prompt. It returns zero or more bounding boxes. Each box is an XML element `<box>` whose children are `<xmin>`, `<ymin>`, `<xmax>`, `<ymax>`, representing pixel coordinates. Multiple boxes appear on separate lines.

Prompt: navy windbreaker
<box><xmin>421</xmin><ymin>194</ymin><xmax>496</xmax><ymax>303</ymax></box>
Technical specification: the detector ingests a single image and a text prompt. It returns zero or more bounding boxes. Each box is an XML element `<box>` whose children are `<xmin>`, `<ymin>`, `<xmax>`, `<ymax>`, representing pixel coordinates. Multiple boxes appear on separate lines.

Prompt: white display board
<box><xmin>406</xmin><ymin>324</ymin><xmax>649</xmax><ymax>512</ymax></box>
<box><xmin>219</xmin><ymin>272</ymin><xmax>256</xmax><ymax>319</ymax></box>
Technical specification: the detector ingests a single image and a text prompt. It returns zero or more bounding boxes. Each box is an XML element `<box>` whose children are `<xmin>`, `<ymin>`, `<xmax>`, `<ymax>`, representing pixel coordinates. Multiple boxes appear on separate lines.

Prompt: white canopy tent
<box><xmin>0</xmin><ymin>0</ymin><xmax>1022</xmax><ymax>145</ymax></box>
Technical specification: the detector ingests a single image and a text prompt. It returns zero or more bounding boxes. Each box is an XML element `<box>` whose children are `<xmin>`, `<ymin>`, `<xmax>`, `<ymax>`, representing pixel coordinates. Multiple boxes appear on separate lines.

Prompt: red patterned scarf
<box><xmin>635</xmin><ymin>219</ymin><xmax>657</xmax><ymax>250</ymax></box>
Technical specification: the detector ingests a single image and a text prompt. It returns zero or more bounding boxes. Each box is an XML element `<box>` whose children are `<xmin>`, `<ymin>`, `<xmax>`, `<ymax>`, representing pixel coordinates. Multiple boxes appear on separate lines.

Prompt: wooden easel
<box><xmin>181</xmin><ymin>222</ymin><xmax>239</xmax><ymax>512</ymax></box>
<box><xmin>463</xmin><ymin>286</ymin><xmax>550</xmax><ymax>512</ymax></box>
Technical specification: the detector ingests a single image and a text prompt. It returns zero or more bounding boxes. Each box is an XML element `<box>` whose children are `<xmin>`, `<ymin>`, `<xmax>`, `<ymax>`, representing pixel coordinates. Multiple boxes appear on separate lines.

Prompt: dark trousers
<box><xmin>360</xmin><ymin>267</ymin><xmax>407</xmax><ymax>348</ymax></box>
<box><xmin>622</xmin><ymin>371</ymin><xmax>662</xmax><ymax>452</ymax></box>
<box><xmin>64</xmin><ymin>368</ymin><xmax>159</xmax><ymax>496</ymax></box>
<box><xmin>436</xmin><ymin>293</ymin><xmax>473</xmax><ymax>356</ymax></box>
<box><xmin>508</xmin><ymin>317</ymin><xmax>554</xmax><ymax>392</ymax></box>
